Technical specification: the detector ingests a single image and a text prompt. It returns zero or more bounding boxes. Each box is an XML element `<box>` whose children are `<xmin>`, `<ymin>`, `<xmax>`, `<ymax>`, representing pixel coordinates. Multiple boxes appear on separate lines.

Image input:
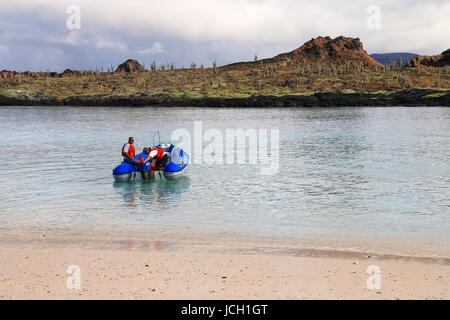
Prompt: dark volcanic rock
<box><xmin>1</xmin><ymin>89</ymin><xmax>448</xmax><ymax>107</ymax></box>
<box><xmin>60</xmin><ymin>69</ymin><xmax>82</xmax><ymax>77</ymax></box>
<box><xmin>115</xmin><ymin>59</ymin><xmax>144</xmax><ymax>73</ymax></box>
<box><xmin>408</xmin><ymin>49</ymin><xmax>450</xmax><ymax>67</ymax></box>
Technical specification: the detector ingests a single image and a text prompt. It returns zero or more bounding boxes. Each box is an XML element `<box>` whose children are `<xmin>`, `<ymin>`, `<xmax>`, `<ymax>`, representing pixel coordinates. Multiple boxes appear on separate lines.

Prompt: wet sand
<box><xmin>0</xmin><ymin>234</ymin><xmax>448</xmax><ymax>300</ymax></box>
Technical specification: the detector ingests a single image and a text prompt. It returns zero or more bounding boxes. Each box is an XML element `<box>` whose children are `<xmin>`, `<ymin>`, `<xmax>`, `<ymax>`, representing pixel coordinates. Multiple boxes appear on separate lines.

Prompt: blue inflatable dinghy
<box><xmin>113</xmin><ymin>144</ymin><xmax>190</xmax><ymax>182</ymax></box>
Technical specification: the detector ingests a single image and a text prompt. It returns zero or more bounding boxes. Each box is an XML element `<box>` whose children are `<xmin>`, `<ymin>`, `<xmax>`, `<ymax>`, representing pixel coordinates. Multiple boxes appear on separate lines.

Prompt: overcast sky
<box><xmin>1</xmin><ymin>0</ymin><xmax>449</xmax><ymax>71</ymax></box>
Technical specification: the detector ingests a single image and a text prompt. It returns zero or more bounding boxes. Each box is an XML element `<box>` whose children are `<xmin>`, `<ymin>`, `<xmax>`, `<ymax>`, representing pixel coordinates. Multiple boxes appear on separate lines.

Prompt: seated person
<box><xmin>122</xmin><ymin>137</ymin><xmax>139</xmax><ymax>165</ymax></box>
<box><xmin>136</xmin><ymin>148</ymin><xmax>152</xmax><ymax>172</ymax></box>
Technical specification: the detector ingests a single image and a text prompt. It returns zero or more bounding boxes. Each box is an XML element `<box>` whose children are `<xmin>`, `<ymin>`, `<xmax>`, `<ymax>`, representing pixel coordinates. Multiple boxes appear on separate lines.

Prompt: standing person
<box><xmin>137</xmin><ymin>146</ymin><xmax>167</xmax><ymax>172</ymax></box>
<box><xmin>148</xmin><ymin>147</ymin><xmax>168</xmax><ymax>171</ymax></box>
<box><xmin>122</xmin><ymin>137</ymin><xmax>139</xmax><ymax>165</ymax></box>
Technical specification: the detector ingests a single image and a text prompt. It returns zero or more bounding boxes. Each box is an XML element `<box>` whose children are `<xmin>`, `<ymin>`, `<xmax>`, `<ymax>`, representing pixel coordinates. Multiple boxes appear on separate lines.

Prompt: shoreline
<box><xmin>1</xmin><ymin>89</ymin><xmax>449</xmax><ymax>107</ymax></box>
<box><xmin>1</xmin><ymin>233</ymin><xmax>449</xmax><ymax>299</ymax></box>
<box><xmin>1</xmin><ymin>231</ymin><xmax>449</xmax><ymax>264</ymax></box>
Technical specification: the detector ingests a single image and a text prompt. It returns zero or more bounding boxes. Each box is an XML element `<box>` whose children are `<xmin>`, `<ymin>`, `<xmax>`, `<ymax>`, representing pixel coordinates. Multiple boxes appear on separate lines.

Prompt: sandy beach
<box><xmin>0</xmin><ymin>234</ymin><xmax>448</xmax><ymax>300</ymax></box>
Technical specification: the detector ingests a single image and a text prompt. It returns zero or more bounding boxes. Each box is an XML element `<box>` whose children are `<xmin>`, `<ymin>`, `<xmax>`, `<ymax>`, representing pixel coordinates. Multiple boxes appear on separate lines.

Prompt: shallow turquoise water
<box><xmin>0</xmin><ymin>106</ymin><xmax>449</xmax><ymax>254</ymax></box>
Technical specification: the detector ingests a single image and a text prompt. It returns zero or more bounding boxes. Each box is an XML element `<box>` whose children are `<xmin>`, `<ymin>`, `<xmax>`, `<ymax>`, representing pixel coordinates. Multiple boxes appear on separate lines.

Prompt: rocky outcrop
<box><xmin>224</xmin><ymin>36</ymin><xmax>383</xmax><ymax>69</ymax></box>
<box><xmin>115</xmin><ymin>59</ymin><xmax>144</xmax><ymax>73</ymax></box>
<box><xmin>0</xmin><ymin>70</ymin><xmax>16</xmax><ymax>79</ymax></box>
<box><xmin>408</xmin><ymin>49</ymin><xmax>450</xmax><ymax>67</ymax></box>
<box><xmin>60</xmin><ymin>69</ymin><xmax>82</xmax><ymax>77</ymax></box>
<box><xmin>285</xmin><ymin>36</ymin><xmax>382</xmax><ymax>66</ymax></box>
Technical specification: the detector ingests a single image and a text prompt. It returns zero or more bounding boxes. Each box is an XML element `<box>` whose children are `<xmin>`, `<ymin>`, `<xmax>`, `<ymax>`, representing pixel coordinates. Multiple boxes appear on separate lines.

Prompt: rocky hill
<box><xmin>407</xmin><ymin>49</ymin><xmax>450</xmax><ymax>67</ymax></box>
<box><xmin>224</xmin><ymin>36</ymin><xmax>383</xmax><ymax>70</ymax></box>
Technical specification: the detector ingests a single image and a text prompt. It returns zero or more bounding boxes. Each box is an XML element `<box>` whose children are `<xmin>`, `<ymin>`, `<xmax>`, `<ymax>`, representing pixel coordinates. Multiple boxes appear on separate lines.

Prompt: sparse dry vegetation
<box><xmin>1</xmin><ymin>61</ymin><xmax>448</xmax><ymax>100</ymax></box>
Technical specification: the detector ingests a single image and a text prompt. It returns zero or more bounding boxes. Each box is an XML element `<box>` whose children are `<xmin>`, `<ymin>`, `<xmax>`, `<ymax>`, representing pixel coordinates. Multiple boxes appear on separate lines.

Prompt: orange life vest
<box><xmin>148</xmin><ymin>148</ymin><xmax>165</xmax><ymax>172</ymax></box>
<box><xmin>150</xmin><ymin>148</ymin><xmax>165</xmax><ymax>161</ymax></box>
<box><xmin>122</xmin><ymin>143</ymin><xmax>136</xmax><ymax>158</ymax></box>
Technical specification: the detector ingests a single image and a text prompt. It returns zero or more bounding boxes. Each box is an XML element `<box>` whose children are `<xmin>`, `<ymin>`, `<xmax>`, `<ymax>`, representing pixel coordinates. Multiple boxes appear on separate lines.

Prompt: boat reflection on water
<box><xmin>113</xmin><ymin>177</ymin><xmax>191</xmax><ymax>209</ymax></box>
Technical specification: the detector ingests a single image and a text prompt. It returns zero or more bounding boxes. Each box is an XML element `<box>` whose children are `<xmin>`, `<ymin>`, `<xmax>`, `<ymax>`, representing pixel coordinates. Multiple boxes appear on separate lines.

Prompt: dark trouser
<box><xmin>154</xmin><ymin>154</ymin><xmax>170</xmax><ymax>169</ymax></box>
<box><xmin>123</xmin><ymin>157</ymin><xmax>139</xmax><ymax>165</ymax></box>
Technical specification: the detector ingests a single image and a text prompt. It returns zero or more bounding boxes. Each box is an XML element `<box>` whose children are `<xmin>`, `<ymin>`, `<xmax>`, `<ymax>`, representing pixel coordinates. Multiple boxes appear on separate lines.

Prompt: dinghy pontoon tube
<box><xmin>112</xmin><ymin>144</ymin><xmax>189</xmax><ymax>182</ymax></box>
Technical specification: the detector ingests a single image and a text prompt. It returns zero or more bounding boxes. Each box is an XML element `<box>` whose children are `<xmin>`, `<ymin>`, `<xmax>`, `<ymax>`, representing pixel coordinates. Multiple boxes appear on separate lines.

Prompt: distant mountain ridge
<box><xmin>370</xmin><ymin>53</ymin><xmax>419</xmax><ymax>66</ymax></box>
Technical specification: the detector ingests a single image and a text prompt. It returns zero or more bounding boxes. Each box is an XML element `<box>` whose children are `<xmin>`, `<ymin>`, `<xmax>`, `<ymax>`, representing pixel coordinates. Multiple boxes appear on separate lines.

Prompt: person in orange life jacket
<box><xmin>138</xmin><ymin>147</ymin><xmax>166</xmax><ymax>172</ymax></box>
<box><xmin>122</xmin><ymin>137</ymin><xmax>139</xmax><ymax>165</ymax></box>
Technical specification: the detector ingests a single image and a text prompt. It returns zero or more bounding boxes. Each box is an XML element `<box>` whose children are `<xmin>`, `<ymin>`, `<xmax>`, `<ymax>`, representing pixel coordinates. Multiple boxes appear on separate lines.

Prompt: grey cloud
<box><xmin>0</xmin><ymin>0</ymin><xmax>449</xmax><ymax>71</ymax></box>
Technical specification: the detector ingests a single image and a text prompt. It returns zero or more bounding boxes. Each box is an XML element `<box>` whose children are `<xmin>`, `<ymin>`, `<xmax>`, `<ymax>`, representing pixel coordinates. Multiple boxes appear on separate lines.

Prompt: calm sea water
<box><xmin>0</xmin><ymin>106</ymin><xmax>449</xmax><ymax>255</ymax></box>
